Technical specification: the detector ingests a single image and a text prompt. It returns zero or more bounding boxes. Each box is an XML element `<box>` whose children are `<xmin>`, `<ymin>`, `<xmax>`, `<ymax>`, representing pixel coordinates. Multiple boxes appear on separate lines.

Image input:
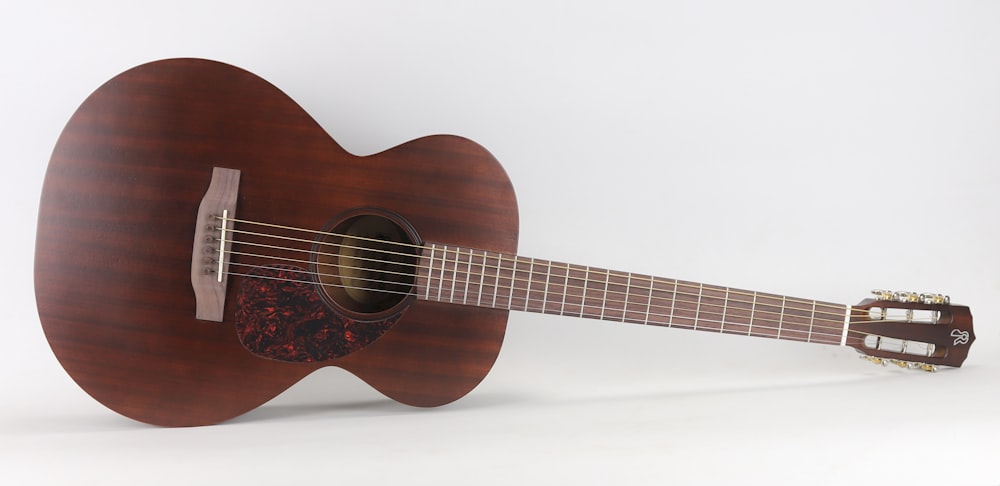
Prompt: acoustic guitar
<box><xmin>35</xmin><ymin>59</ymin><xmax>975</xmax><ymax>426</ymax></box>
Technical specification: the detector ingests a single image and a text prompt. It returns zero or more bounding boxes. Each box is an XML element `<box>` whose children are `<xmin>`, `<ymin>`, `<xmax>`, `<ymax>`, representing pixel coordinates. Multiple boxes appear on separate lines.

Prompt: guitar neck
<box><xmin>416</xmin><ymin>243</ymin><xmax>851</xmax><ymax>347</ymax></box>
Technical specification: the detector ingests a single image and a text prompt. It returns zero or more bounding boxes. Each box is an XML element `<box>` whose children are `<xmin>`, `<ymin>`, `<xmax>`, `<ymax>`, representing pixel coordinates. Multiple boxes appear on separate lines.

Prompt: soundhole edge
<box><xmin>313</xmin><ymin>209</ymin><xmax>420</xmax><ymax>319</ymax></box>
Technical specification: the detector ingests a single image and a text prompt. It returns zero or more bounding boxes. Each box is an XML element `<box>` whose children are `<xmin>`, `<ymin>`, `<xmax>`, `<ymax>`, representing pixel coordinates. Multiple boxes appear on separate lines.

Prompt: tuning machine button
<box><xmin>859</xmin><ymin>355</ymin><xmax>937</xmax><ymax>372</ymax></box>
<box><xmin>871</xmin><ymin>289</ymin><xmax>951</xmax><ymax>305</ymax></box>
<box><xmin>870</xmin><ymin>290</ymin><xmax>919</xmax><ymax>302</ymax></box>
<box><xmin>919</xmin><ymin>293</ymin><xmax>950</xmax><ymax>305</ymax></box>
<box><xmin>871</xmin><ymin>289</ymin><xmax>894</xmax><ymax>301</ymax></box>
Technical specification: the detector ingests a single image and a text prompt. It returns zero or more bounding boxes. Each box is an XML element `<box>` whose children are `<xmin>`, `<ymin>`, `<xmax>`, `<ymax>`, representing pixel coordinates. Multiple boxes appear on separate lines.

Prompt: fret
<box><xmin>693</xmin><ymin>283</ymin><xmax>703</xmax><ymax>329</ymax></box>
<box><xmin>509</xmin><ymin>257</ymin><xmax>531</xmax><ymax>310</ymax></box>
<box><xmin>723</xmin><ymin>288</ymin><xmax>753</xmax><ymax>335</ymax></box>
<box><xmin>625</xmin><ymin>273</ymin><xmax>652</xmax><ymax>325</ymax></box>
<box><xmin>599</xmin><ymin>269</ymin><xmax>608</xmax><ymax>319</ymax></box>
<box><xmin>464</xmin><ymin>248</ymin><xmax>482</xmax><ymax>306</ymax></box>
<box><xmin>472</xmin><ymin>249</ymin><xmax>485</xmax><ymax>306</ymax></box>
<box><xmin>750</xmin><ymin>292</ymin><xmax>785</xmax><ymax>339</ymax></box>
<box><xmin>668</xmin><ymin>278</ymin><xmax>679</xmax><ymax>327</ymax></box>
<box><xmin>603</xmin><ymin>270</ymin><xmax>629</xmax><ymax>322</ymax></box>
<box><xmin>780</xmin><ymin>297</ymin><xmax>813</xmax><ymax>343</ymax></box>
<box><xmin>528</xmin><ymin>258</ymin><xmax>551</xmax><ymax>314</ymax></box>
<box><xmin>520</xmin><ymin>257</ymin><xmax>545</xmax><ymax>312</ymax></box>
<box><xmin>448</xmin><ymin>247</ymin><xmax>458</xmax><ymax>303</ymax></box>
<box><xmin>463</xmin><ymin>248</ymin><xmax>473</xmax><ymax>305</ymax></box>
<box><xmin>696</xmin><ymin>285</ymin><xmax>727</xmax><ymax>332</ymax></box>
<box><xmin>671</xmin><ymin>280</ymin><xmax>699</xmax><ymax>330</ymax></box>
<box><xmin>508</xmin><ymin>256</ymin><xmax>519</xmax><ymax>309</ymax></box>
<box><xmin>531</xmin><ymin>259</ymin><xmax>565</xmax><ymax>315</ymax></box>
<box><xmin>645</xmin><ymin>277</ymin><xmax>678</xmax><ymax>327</ymax></box>
<box><xmin>720</xmin><ymin>287</ymin><xmax>729</xmax><ymax>331</ymax></box>
<box><xmin>415</xmin><ymin>246</ymin><xmax>429</xmax><ymax>299</ymax></box>
<box><xmin>516</xmin><ymin>257</ymin><xmax>529</xmax><ymax>311</ymax></box>
<box><xmin>559</xmin><ymin>263</ymin><xmax>571</xmax><ymax>315</ymax></box>
<box><xmin>564</xmin><ymin>264</ymin><xmax>587</xmax><ymax>317</ymax></box>
<box><xmin>436</xmin><ymin>245</ymin><xmax>448</xmax><ymax>302</ymax></box>
<box><xmin>526</xmin><ymin>258</ymin><xmax>535</xmax><ymax>311</ymax></box>
<box><xmin>440</xmin><ymin>246</ymin><xmax>450</xmax><ymax>302</ymax></box>
<box><xmin>416</xmin><ymin>242</ymin><xmax>851</xmax><ymax>350</ymax></box>
<box><xmin>583</xmin><ymin>267</ymin><xmax>608</xmax><ymax>319</ymax></box>
<box><xmin>448</xmin><ymin>246</ymin><xmax>459</xmax><ymax>303</ymax></box>
<box><xmin>483</xmin><ymin>251</ymin><xmax>500</xmax><ymax>308</ymax></box>
<box><xmin>424</xmin><ymin>244</ymin><xmax>437</xmax><ymax>300</ymax></box>
<box><xmin>811</xmin><ymin>303</ymin><xmax>849</xmax><ymax>345</ymax></box>
<box><xmin>777</xmin><ymin>296</ymin><xmax>785</xmax><ymax>339</ymax></box>
<box><xmin>624</xmin><ymin>272</ymin><xmax>633</xmax><ymax>322</ymax></box>
<box><xmin>600</xmin><ymin>270</ymin><xmax>611</xmax><ymax>319</ymax></box>
<box><xmin>775</xmin><ymin>296</ymin><xmax>787</xmax><ymax>339</ymax></box>
<box><xmin>807</xmin><ymin>301</ymin><xmax>816</xmax><ymax>343</ymax></box>
<box><xmin>493</xmin><ymin>253</ymin><xmax>504</xmax><ymax>308</ymax></box>
<box><xmin>501</xmin><ymin>255</ymin><xmax>517</xmax><ymax>309</ymax></box>
<box><xmin>642</xmin><ymin>275</ymin><xmax>654</xmax><ymax>325</ymax></box>
<box><xmin>435</xmin><ymin>245</ymin><xmax>445</xmax><ymax>301</ymax></box>
<box><xmin>540</xmin><ymin>260</ymin><xmax>551</xmax><ymax>314</ymax></box>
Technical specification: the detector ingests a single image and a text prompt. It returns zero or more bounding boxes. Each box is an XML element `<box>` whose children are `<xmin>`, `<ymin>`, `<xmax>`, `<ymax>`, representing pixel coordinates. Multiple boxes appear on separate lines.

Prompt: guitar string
<box><xmin>219</xmin><ymin>265</ymin><xmax>924</xmax><ymax>347</ymax></box>
<box><xmin>225</xmin><ymin>234</ymin><xmax>855</xmax><ymax>323</ymax></box>
<box><xmin>224</xmin><ymin>241</ymin><xmax>850</xmax><ymax>323</ymax></box>
<box><xmin>215</xmin><ymin>216</ymin><xmax>871</xmax><ymax>319</ymax></box>
<box><xmin>216</xmin><ymin>241</ymin><xmax>859</xmax><ymax>327</ymax></box>
<box><xmin>216</xmin><ymin>246</ymin><xmax>922</xmax><ymax>343</ymax></box>
<box><xmin>217</xmin><ymin>215</ymin><xmax>870</xmax><ymax>315</ymax></box>
<box><xmin>213</xmin><ymin>228</ymin><xmax>924</xmax><ymax>328</ymax></box>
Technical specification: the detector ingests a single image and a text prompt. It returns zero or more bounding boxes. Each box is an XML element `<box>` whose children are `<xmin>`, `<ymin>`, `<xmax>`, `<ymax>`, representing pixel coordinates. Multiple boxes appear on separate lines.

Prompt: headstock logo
<box><xmin>951</xmin><ymin>329</ymin><xmax>970</xmax><ymax>346</ymax></box>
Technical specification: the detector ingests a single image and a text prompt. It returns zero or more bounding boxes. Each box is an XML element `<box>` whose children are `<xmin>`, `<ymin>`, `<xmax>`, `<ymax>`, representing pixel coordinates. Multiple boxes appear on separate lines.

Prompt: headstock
<box><xmin>847</xmin><ymin>290</ymin><xmax>974</xmax><ymax>371</ymax></box>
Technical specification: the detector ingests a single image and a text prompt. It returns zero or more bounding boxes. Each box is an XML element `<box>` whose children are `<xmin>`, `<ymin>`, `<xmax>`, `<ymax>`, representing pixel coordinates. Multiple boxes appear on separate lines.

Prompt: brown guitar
<box><xmin>35</xmin><ymin>58</ymin><xmax>975</xmax><ymax>426</ymax></box>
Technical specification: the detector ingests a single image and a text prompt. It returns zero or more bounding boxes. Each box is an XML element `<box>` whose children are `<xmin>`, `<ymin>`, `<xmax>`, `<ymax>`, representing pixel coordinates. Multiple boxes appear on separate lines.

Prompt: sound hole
<box><xmin>314</xmin><ymin>213</ymin><xmax>419</xmax><ymax>316</ymax></box>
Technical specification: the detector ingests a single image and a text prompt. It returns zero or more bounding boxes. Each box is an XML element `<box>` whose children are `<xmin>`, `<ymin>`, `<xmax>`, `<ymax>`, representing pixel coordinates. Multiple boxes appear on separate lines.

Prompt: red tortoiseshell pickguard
<box><xmin>234</xmin><ymin>265</ymin><xmax>401</xmax><ymax>362</ymax></box>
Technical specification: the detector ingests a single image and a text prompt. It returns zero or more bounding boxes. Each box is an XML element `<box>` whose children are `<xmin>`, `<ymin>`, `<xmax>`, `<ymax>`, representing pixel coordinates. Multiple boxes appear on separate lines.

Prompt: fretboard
<box><xmin>415</xmin><ymin>243</ymin><xmax>850</xmax><ymax>346</ymax></box>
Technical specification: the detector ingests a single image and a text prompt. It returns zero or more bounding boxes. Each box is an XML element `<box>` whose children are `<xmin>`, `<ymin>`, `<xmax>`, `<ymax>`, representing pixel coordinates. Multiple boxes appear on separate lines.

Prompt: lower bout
<box><xmin>336</xmin><ymin>301</ymin><xmax>509</xmax><ymax>407</ymax></box>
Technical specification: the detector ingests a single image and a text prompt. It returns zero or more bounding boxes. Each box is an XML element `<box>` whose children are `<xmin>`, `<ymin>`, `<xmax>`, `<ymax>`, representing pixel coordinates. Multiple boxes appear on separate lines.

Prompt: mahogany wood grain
<box><xmin>36</xmin><ymin>58</ymin><xmax>518</xmax><ymax>426</ymax></box>
<box><xmin>36</xmin><ymin>58</ymin><xmax>975</xmax><ymax>426</ymax></box>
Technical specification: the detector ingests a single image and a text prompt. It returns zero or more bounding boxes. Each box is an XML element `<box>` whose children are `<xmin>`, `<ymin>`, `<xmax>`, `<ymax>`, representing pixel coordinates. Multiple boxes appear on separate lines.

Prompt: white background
<box><xmin>3</xmin><ymin>1</ymin><xmax>999</xmax><ymax>484</ymax></box>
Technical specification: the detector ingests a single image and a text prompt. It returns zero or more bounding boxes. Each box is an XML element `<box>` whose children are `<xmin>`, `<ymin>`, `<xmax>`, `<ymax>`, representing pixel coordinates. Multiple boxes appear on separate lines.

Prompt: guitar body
<box><xmin>35</xmin><ymin>59</ymin><xmax>519</xmax><ymax>426</ymax></box>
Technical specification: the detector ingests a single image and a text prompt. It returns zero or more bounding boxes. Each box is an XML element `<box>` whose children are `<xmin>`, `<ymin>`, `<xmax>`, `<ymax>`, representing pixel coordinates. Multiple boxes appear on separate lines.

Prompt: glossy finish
<box><xmin>848</xmin><ymin>299</ymin><xmax>974</xmax><ymax>368</ymax></box>
<box><xmin>35</xmin><ymin>58</ymin><xmax>519</xmax><ymax>426</ymax></box>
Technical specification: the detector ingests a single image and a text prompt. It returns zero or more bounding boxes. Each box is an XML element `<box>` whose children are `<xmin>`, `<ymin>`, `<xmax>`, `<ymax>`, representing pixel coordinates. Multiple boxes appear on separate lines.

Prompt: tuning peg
<box><xmin>919</xmin><ymin>293</ymin><xmax>950</xmax><ymax>305</ymax></box>
<box><xmin>871</xmin><ymin>289</ymin><xmax>894</xmax><ymax>301</ymax></box>
<box><xmin>870</xmin><ymin>290</ymin><xmax>922</xmax><ymax>302</ymax></box>
<box><xmin>859</xmin><ymin>355</ymin><xmax>937</xmax><ymax>372</ymax></box>
<box><xmin>871</xmin><ymin>289</ymin><xmax>951</xmax><ymax>305</ymax></box>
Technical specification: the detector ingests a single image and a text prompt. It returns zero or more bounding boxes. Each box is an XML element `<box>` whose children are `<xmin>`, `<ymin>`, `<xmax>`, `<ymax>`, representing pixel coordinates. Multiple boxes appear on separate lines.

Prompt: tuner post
<box><xmin>871</xmin><ymin>289</ymin><xmax>950</xmax><ymax>305</ymax></box>
<box><xmin>859</xmin><ymin>355</ymin><xmax>938</xmax><ymax>373</ymax></box>
<box><xmin>920</xmin><ymin>293</ymin><xmax>950</xmax><ymax>305</ymax></box>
